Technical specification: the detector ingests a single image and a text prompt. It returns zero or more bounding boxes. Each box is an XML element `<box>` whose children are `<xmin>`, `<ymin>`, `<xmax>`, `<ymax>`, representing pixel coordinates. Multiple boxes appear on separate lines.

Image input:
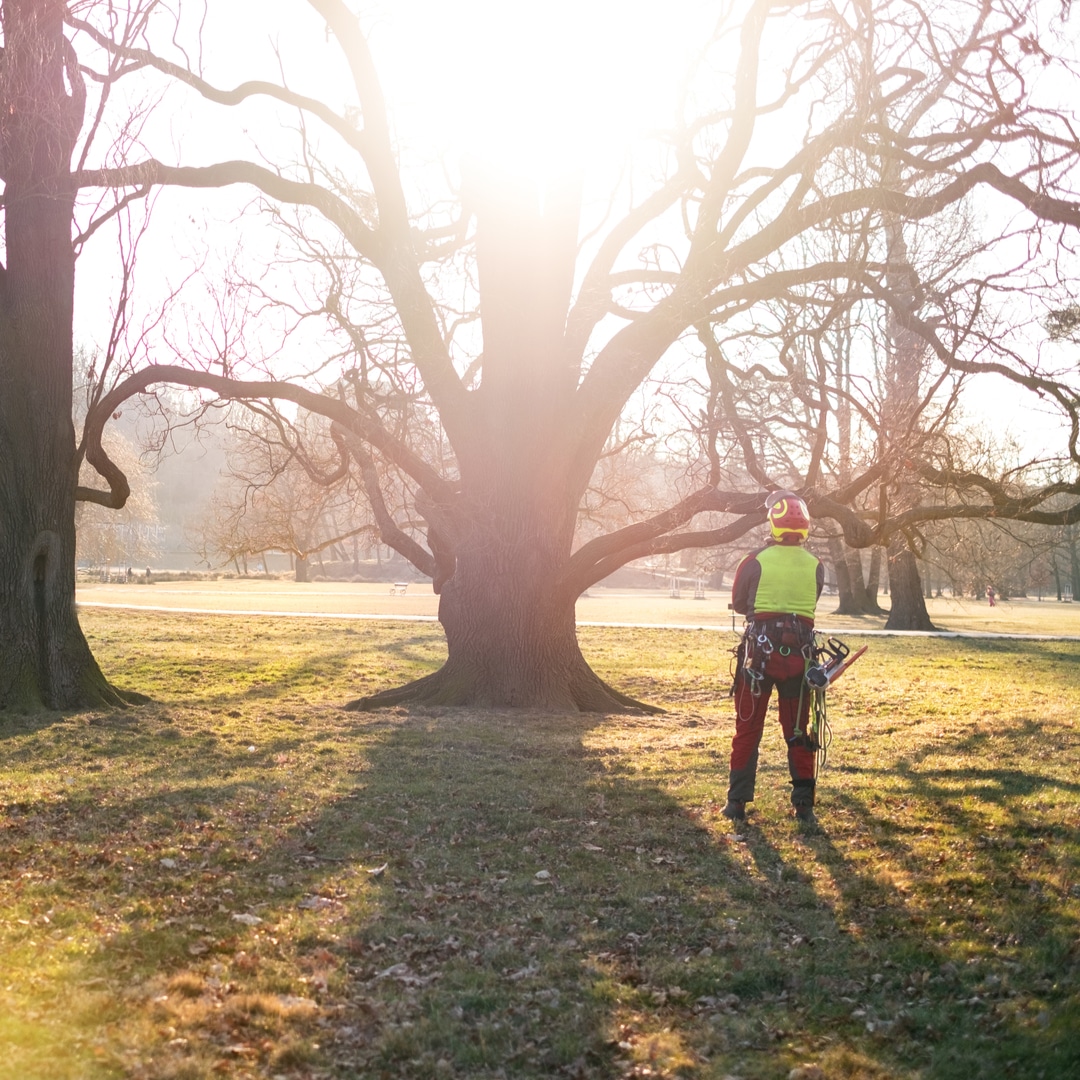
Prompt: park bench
<box><xmin>389</xmin><ymin>582</ymin><xmax>409</xmax><ymax>595</ymax></box>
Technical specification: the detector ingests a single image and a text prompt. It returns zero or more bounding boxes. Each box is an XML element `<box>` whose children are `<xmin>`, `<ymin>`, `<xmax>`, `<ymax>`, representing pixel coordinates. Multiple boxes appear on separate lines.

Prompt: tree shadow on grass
<box><xmin>800</xmin><ymin>799</ymin><xmax>1080</xmax><ymax>1079</ymax></box>
<box><xmin>5</xmin><ymin>702</ymin><xmax>1079</xmax><ymax>1080</ymax></box>
<box><xmin>947</xmin><ymin>637</ymin><xmax>1080</xmax><ymax>668</ymax></box>
<box><xmin>790</xmin><ymin>706</ymin><xmax>1080</xmax><ymax>1079</ymax></box>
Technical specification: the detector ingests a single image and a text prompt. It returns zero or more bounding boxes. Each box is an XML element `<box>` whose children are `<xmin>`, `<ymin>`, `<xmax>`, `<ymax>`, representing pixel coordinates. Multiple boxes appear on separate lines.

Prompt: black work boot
<box><xmin>721</xmin><ymin>800</ymin><xmax>746</xmax><ymax>822</ymax></box>
<box><xmin>791</xmin><ymin>778</ymin><xmax>817</xmax><ymax>827</ymax></box>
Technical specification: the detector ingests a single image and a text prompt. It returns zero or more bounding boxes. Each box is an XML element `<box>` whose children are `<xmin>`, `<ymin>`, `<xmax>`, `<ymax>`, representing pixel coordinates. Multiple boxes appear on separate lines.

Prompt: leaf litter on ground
<box><xmin>0</xmin><ymin>610</ymin><xmax>1077</xmax><ymax>1078</ymax></box>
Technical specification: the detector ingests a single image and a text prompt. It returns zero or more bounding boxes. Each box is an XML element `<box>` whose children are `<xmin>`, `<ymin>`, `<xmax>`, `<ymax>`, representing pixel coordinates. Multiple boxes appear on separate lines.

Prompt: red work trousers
<box><xmin>728</xmin><ymin>648</ymin><xmax>816</xmax><ymax>807</ymax></box>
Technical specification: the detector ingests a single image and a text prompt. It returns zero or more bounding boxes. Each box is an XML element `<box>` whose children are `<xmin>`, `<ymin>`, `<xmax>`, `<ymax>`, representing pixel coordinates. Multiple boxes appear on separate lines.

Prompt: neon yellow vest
<box><xmin>751</xmin><ymin>544</ymin><xmax>820</xmax><ymax>619</ymax></box>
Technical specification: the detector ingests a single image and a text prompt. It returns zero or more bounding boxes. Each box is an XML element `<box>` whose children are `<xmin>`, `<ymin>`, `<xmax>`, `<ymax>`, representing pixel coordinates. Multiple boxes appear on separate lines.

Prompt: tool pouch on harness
<box><xmin>736</xmin><ymin>615</ymin><xmax>814</xmax><ymax>697</ymax></box>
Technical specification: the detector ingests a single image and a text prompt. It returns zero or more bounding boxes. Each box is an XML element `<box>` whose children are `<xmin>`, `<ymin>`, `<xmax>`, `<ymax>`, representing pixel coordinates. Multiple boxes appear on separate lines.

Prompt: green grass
<box><xmin>1</xmin><ymin>611</ymin><xmax>1078</xmax><ymax>1078</ymax></box>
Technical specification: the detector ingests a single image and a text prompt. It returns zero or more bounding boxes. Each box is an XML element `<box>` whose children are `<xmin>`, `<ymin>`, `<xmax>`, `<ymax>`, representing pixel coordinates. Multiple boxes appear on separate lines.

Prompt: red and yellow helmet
<box><xmin>767</xmin><ymin>493</ymin><xmax>810</xmax><ymax>544</ymax></box>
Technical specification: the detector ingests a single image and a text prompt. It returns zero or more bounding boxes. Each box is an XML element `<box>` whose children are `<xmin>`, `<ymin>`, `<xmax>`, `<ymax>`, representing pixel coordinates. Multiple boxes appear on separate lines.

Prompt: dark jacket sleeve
<box><xmin>816</xmin><ymin>559</ymin><xmax>824</xmax><ymax>601</ymax></box>
<box><xmin>731</xmin><ymin>553</ymin><xmax>760</xmax><ymax>616</ymax></box>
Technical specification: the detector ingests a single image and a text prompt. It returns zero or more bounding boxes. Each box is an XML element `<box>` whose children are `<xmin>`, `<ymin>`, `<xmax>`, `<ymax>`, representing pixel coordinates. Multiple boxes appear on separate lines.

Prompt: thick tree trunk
<box><xmin>853</xmin><ymin>548</ymin><xmax>884</xmax><ymax>613</ymax></box>
<box><xmin>883</xmin><ymin>542</ymin><xmax>939</xmax><ymax>631</ymax></box>
<box><xmin>827</xmin><ymin>535</ymin><xmax>884</xmax><ymax>616</ymax></box>
<box><xmin>0</xmin><ymin>0</ymin><xmax>137</xmax><ymax>710</ymax></box>
<box><xmin>346</xmin><ymin>175</ymin><xmax>654</xmax><ymax>714</ymax></box>
<box><xmin>1069</xmin><ymin>529</ymin><xmax>1080</xmax><ymax>601</ymax></box>
<box><xmin>0</xmin><ymin>468</ymin><xmax>128</xmax><ymax>709</ymax></box>
<box><xmin>867</xmin><ymin>545</ymin><xmax>883</xmax><ymax>598</ymax></box>
<box><xmin>350</xmin><ymin>495</ymin><xmax>658</xmax><ymax>714</ymax></box>
<box><xmin>827</xmin><ymin>535</ymin><xmax>856</xmax><ymax>613</ymax></box>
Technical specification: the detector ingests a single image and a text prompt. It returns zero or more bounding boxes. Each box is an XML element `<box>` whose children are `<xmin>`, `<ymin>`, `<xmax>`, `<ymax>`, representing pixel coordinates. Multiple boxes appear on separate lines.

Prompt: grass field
<box><xmin>1</xmin><ymin>609</ymin><xmax>1078</xmax><ymax>1079</ymax></box>
<box><xmin>75</xmin><ymin>578</ymin><xmax>1080</xmax><ymax>637</ymax></box>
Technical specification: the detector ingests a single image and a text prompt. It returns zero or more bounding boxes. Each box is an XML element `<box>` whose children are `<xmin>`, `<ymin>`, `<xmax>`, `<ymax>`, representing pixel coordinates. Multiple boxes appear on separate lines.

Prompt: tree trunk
<box><xmin>867</xmin><ymin>545</ymin><xmax>883</xmax><ymax>598</ymax></box>
<box><xmin>350</xmin><ymin>569</ymin><xmax>649</xmax><ymax>712</ymax></box>
<box><xmin>1069</xmin><ymin>528</ymin><xmax>1080</xmax><ymax>601</ymax></box>
<box><xmin>349</xmin><ymin>489</ymin><xmax>658</xmax><ymax>713</ymax></box>
<box><xmin>295</xmin><ymin>555</ymin><xmax>309</xmax><ymax>583</ymax></box>
<box><xmin>0</xmin><ymin>0</ymin><xmax>138</xmax><ymax>710</ymax></box>
<box><xmin>347</xmin><ymin>174</ymin><xmax>654</xmax><ymax>714</ymax></box>
<box><xmin>827</xmin><ymin>535</ymin><xmax>857</xmax><ymax>613</ymax></box>
<box><xmin>884</xmin><ymin>542</ymin><xmax>939</xmax><ymax>631</ymax></box>
<box><xmin>827</xmin><ymin>535</ymin><xmax>884</xmax><ymax>615</ymax></box>
<box><xmin>854</xmin><ymin>547</ymin><xmax>884</xmax><ymax>612</ymax></box>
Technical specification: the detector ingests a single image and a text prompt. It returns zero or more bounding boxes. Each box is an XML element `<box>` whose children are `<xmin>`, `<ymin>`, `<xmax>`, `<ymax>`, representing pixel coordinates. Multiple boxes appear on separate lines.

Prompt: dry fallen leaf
<box><xmin>298</xmin><ymin>896</ymin><xmax>336</xmax><ymax>910</ymax></box>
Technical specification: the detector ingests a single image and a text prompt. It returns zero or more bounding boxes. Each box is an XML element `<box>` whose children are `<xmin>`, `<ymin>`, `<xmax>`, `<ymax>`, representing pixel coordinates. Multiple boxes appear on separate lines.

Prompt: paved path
<box><xmin>76</xmin><ymin>596</ymin><xmax>1080</xmax><ymax>640</ymax></box>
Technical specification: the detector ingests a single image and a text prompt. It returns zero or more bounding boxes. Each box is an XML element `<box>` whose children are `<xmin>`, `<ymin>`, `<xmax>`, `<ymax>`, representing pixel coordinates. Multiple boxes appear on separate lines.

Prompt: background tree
<box><xmin>191</xmin><ymin>406</ymin><xmax>375</xmax><ymax>582</ymax></box>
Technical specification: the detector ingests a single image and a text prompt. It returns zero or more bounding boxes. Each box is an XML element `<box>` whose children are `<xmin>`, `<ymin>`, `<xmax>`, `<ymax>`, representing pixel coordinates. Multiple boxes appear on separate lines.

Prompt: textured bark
<box><xmin>867</xmin><ymin>545</ymin><xmax>883</xmax><ymax>599</ymax></box>
<box><xmin>883</xmin><ymin>542</ymin><xmax>938</xmax><ymax>631</ymax></box>
<box><xmin>1069</xmin><ymin>526</ymin><xmax>1080</xmax><ymax>600</ymax></box>
<box><xmin>829</xmin><ymin>534</ymin><xmax>856</xmax><ymax>611</ymax></box>
<box><xmin>348</xmin><ymin>504</ymin><xmax>659</xmax><ymax>713</ymax></box>
<box><xmin>827</xmin><ymin>535</ymin><xmax>884</xmax><ymax>616</ymax></box>
<box><xmin>0</xmin><ymin>1</ymin><xmax>138</xmax><ymax>710</ymax></box>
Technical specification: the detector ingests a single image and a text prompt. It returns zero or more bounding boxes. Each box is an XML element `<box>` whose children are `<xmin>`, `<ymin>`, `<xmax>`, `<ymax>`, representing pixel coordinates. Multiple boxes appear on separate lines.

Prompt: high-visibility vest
<box><xmin>745</xmin><ymin>544</ymin><xmax>820</xmax><ymax>619</ymax></box>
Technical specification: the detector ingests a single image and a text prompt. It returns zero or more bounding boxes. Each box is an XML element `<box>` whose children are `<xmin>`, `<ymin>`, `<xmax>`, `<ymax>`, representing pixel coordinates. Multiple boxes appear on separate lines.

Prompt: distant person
<box><xmin>145</xmin><ymin>567</ymin><xmax>152</xmax><ymax>583</ymax></box>
<box><xmin>723</xmin><ymin>492</ymin><xmax>824</xmax><ymax>827</ymax></box>
<box><xmin>986</xmin><ymin>585</ymin><xmax>996</xmax><ymax>607</ymax></box>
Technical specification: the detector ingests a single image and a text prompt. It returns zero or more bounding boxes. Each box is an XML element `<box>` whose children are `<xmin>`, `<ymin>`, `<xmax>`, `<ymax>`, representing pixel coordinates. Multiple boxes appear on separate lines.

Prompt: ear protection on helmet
<box><xmin>766</xmin><ymin>492</ymin><xmax>810</xmax><ymax>544</ymax></box>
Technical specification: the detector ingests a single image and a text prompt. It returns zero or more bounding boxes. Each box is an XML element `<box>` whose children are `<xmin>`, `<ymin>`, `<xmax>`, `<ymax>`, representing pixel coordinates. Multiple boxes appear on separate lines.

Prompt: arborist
<box><xmin>723</xmin><ymin>491</ymin><xmax>823</xmax><ymax>827</ymax></box>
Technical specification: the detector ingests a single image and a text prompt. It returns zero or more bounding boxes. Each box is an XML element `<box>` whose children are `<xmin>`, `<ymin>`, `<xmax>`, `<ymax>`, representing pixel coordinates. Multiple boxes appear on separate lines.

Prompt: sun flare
<box><xmin>367</xmin><ymin>0</ymin><xmax>717</xmax><ymax>187</ymax></box>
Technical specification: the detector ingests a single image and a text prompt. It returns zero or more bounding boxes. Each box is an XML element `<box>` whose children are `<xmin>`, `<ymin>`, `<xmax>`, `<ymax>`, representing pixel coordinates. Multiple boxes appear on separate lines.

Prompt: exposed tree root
<box><xmin>75</xmin><ymin>664</ymin><xmax>150</xmax><ymax>709</ymax></box>
<box><xmin>345</xmin><ymin>660</ymin><xmax>663</xmax><ymax>714</ymax></box>
<box><xmin>0</xmin><ymin>668</ymin><xmax>150</xmax><ymax>713</ymax></box>
<box><xmin>883</xmin><ymin>612</ymin><xmax>940</xmax><ymax>632</ymax></box>
<box><xmin>565</xmin><ymin>664</ymin><xmax>664</xmax><ymax>715</ymax></box>
<box><xmin>833</xmin><ymin>600</ymin><xmax>886</xmax><ymax>617</ymax></box>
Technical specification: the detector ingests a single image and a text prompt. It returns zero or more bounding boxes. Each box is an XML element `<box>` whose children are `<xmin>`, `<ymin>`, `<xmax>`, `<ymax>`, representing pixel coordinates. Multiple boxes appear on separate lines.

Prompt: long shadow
<box><xmin>941</xmin><ymin>638</ymin><xmax>1080</xmax><ymax>666</ymax></box>
<box><xmin>6</xmin><ymin>698</ymin><xmax>1079</xmax><ymax>1079</ymax></box>
<box><xmin>796</xmin><ymin>701</ymin><xmax>1080</xmax><ymax>1078</ymax></box>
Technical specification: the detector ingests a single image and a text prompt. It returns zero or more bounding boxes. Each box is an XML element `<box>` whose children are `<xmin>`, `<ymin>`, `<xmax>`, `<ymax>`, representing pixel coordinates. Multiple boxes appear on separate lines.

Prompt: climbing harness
<box><xmin>729</xmin><ymin>615</ymin><xmax>814</xmax><ymax>723</ymax></box>
<box><xmin>731</xmin><ymin>624</ymin><xmax>868</xmax><ymax>774</ymax></box>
